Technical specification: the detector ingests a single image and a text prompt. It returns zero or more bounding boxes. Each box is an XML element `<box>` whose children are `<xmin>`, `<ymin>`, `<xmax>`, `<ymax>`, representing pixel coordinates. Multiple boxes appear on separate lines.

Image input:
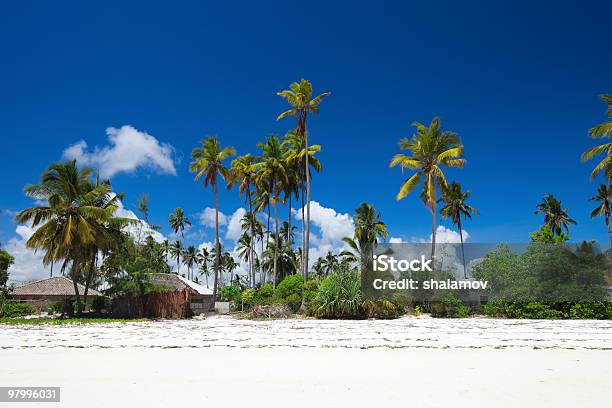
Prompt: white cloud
<box><xmin>199</xmin><ymin>207</ymin><xmax>227</xmax><ymax>228</ymax></box>
<box><xmin>389</xmin><ymin>237</ymin><xmax>405</xmax><ymax>244</ymax></box>
<box><xmin>293</xmin><ymin>201</ymin><xmax>354</xmax><ymax>247</ymax></box>
<box><xmin>62</xmin><ymin>125</ymin><xmax>176</xmax><ymax>178</ymax></box>
<box><xmin>225</xmin><ymin>208</ymin><xmax>246</xmax><ymax>242</ymax></box>
<box><xmin>114</xmin><ymin>199</ymin><xmax>166</xmax><ymax>243</ymax></box>
<box><xmin>5</xmin><ymin>224</ymin><xmax>51</xmax><ymax>284</ymax></box>
<box><xmin>413</xmin><ymin>225</ymin><xmax>470</xmax><ymax>244</ymax></box>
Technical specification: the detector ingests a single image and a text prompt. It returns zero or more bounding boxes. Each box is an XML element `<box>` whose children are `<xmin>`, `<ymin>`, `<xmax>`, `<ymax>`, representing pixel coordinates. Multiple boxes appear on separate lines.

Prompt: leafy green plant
<box><xmin>254</xmin><ymin>283</ymin><xmax>274</xmax><ymax>305</ymax></box>
<box><xmin>311</xmin><ymin>266</ymin><xmax>363</xmax><ymax>319</ymax></box>
<box><xmin>283</xmin><ymin>293</ymin><xmax>302</xmax><ymax>313</ymax></box>
<box><xmin>431</xmin><ymin>293</ymin><xmax>469</xmax><ymax>318</ymax></box>
<box><xmin>414</xmin><ymin>305</ymin><xmax>421</xmax><ymax>317</ymax></box>
<box><xmin>90</xmin><ymin>296</ymin><xmax>109</xmax><ymax>313</ymax></box>
<box><xmin>47</xmin><ymin>301</ymin><xmax>64</xmax><ymax>315</ymax></box>
<box><xmin>241</xmin><ymin>288</ymin><xmax>254</xmax><ymax>308</ymax></box>
<box><xmin>273</xmin><ymin>274</ymin><xmax>303</xmax><ymax>302</ymax></box>
<box><xmin>362</xmin><ymin>299</ymin><xmax>402</xmax><ymax>319</ymax></box>
<box><xmin>0</xmin><ymin>301</ymin><xmax>35</xmax><ymax>318</ymax></box>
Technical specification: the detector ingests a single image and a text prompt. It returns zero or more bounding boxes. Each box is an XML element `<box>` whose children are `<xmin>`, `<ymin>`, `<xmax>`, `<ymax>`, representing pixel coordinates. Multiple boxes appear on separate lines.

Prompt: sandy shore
<box><xmin>1</xmin><ymin>316</ymin><xmax>611</xmax><ymax>407</ymax></box>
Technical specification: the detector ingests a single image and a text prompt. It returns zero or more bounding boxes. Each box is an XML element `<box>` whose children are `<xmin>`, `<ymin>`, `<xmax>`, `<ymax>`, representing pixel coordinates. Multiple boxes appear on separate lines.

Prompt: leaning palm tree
<box><xmin>390</xmin><ymin>117</ymin><xmax>465</xmax><ymax>258</ymax></box>
<box><xmin>582</xmin><ymin>95</ymin><xmax>612</xmax><ymax>180</ymax></box>
<box><xmin>590</xmin><ymin>184</ymin><xmax>612</xmax><ymax>249</ymax></box>
<box><xmin>439</xmin><ymin>181</ymin><xmax>479</xmax><ymax>278</ymax></box>
<box><xmin>16</xmin><ymin>160</ymin><xmax>127</xmax><ymax>312</ymax></box>
<box><xmin>277</xmin><ymin>79</ymin><xmax>330</xmax><ymax>281</ymax></box>
<box><xmin>534</xmin><ymin>194</ymin><xmax>577</xmax><ymax>236</ymax></box>
<box><xmin>190</xmin><ymin>136</ymin><xmax>236</xmax><ymax>306</ymax></box>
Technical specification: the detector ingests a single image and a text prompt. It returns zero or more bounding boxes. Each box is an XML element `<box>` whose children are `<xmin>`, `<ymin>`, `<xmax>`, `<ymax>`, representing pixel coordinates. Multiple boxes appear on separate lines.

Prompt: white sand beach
<box><xmin>1</xmin><ymin>316</ymin><xmax>611</xmax><ymax>407</ymax></box>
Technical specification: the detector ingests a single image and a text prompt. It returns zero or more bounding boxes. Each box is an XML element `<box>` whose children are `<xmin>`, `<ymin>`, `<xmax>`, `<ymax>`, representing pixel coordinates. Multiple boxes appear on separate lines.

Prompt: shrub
<box><xmin>90</xmin><ymin>296</ymin><xmax>109</xmax><ymax>313</ymax></box>
<box><xmin>414</xmin><ymin>305</ymin><xmax>421</xmax><ymax>317</ymax></box>
<box><xmin>273</xmin><ymin>275</ymin><xmax>303</xmax><ymax>302</ymax></box>
<box><xmin>303</xmin><ymin>279</ymin><xmax>319</xmax><ymax>305</ymax></box>
<box><xmin>283</xmin><ymin>293</ymin><xmax>302</xmax><ymax>313</ymax></box>
<box><xmin>254</xmin><ymin>283</ymin><xmax>274</xmax><ymax>305</ymax></box>
<box><xmin>362</xmin><ymin>299</ymin><xmax>402</xmax><ymax>319</ymax></box>
<box><xmin>431</xmin><ymin>294</ymin><xmax>470</xmax><ymax>318</ymax></box>
<box><xmin>569</xmin><ymin>302</ymin><xmax>611</xmax><ymax>319</ymax></box>
<box><xmin>47</xmin><ymin>301</ymin><xmax>64</xmax><ymax>315</ymax></box>
<box><xmin>311</xmin><ymin>267</ymin><xmax>363</xmax><ymax>319</ymax></box>
<box><xmin>241</xmin><ymin>288</ymin><xmax>255</xmax><ymax>308</ymax></box>
<box><xmin>483</xmin><ymin>300</ymin><xmax>563</xmax><ymax>319</ymax></box>
<box><xmin>1</xmin><ymin>301</ymin><xmax>35</xmax><ymax>318</ymax></box>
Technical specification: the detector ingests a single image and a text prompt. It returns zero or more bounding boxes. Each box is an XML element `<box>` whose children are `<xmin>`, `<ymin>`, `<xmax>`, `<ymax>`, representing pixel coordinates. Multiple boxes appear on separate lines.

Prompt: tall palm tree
<box><xmin>254</xmin><ymin>135</ymin><xmax>288</xmax><ymax>288</ymax></box>
<box><xmin>320</xmin><ymin>251</ymin><xmax>339</xmax><ymax>275</ymax></box>
<box><xmin>282</xmin><ymin>129</ymin><xmax>322</xmax><ymax>272</ymax></box>
<box><xmin>227</xmin><ymin>154</ymin><xmax>258</xmax><ymax>289</ymax></box>
<box><xmin>582</xmin><ymin>95</ymin><xmax>612</xmax><ymax>180</ymax></box>
<box><xmin>16</xmin><ymin>160</ymin><xmax>127</xmax><ymax>312</ymax></box>
<box><xmin>590</xmin><ymin>184</ymin><xmax>612</xmax><ymax>249</ymax></box>
<box><xmin>389</xmin><ymin>117</ymin><xmax>464</xmax><ymax>258</ymax></box>
<box><xmin>161</xmin><ymin>239</ymin><xmax>170</xmax><ymax>263</ymax></box>
<box><xmin>190</xmin><ymin>136</ymin><xmax>236</xmax><ymax>306</ymax></box>
<box><xmin>277</xmin><ymin>79</ymin><xmax>330</xmax><ymax>281</ymax></box>
<box><xmin>170</xmin><ymin>240</ymin><xmax>183</xmax><ymax>274</ymax></box>
<box><xmin>534</xmin><ymin>194</ymin><xmax>577</xmax><ymax>236</ymax></box>
<box><xmin>183</xmin><ymin>245</ymin><xmax>197</xmax><ymax>280</ymax></box>
<box><xmin>438</xmin><ymin>181</ymin><xmax>479</xmax><ymax>278</ymax></box>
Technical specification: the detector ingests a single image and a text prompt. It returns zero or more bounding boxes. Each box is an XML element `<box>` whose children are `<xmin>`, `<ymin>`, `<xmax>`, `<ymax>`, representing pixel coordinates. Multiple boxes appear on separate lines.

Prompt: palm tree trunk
<box><xmin>287</xmin><ymin>194</ymin><xmax>292</xmax><ymax>244</ymax></box>
<box><xmin>212</xmin><ymin>183</ymin><xmax>220</xmax><ymax>311</ymax></box>
<box><xmin>458</xmin><ymin>217</ymin><xmax>467</xmax><ymax>279</ymax></box>
<box><xmin>431</xmin><ymin>203</ymin><xmax>437</xmax><ymax>259</ymax></box>
<box><xmin>273</xmin><ymin>192</ymin><xmax>279</xmax><ymax>289</ymax></box>
<box><xmin>83</xmin><ymin>253</ymin><xmax>96</xmax><ymax>309</ymax></box>
<box><xmin>300</xmin><ymin>180</ymin><xmax>306</xmax><ymax>277</ymax></box>
<box><xmin>247</xmin><ymin>185</ymin><xmax>256</xmax><ymax>290</ymax></box>
<box><xmin>71</xmin><ymin>260</ymin><xmax>82</xmax><ymax>315</ymax></box>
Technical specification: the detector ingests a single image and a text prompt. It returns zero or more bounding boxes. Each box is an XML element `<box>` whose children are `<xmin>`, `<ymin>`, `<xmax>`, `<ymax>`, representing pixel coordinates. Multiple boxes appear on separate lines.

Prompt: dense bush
<box><xmin>283</xmin><ymin>293</ymin><xmax>302</xmax><ymax>312</ymax></box>
<box><xmin>90</xmin><ymin>296</ymin><xmax>109</xmax><ymax>313</ymax></box>
<box><xmin>273</xmin><ymin>275</ymin><xmax>303</xmax><ymax>302</ymax></box>
<box><xmin>47</xmin><ymin>301</ymin><xmax>64</xmax><ymax>315</ymax></box>
<box><xmin>1</xmin><ymin>301</ymin><xmax>35</xmax><ymax>318</ymax></box>
<box><xmin>310</xmin><ymin>267</ymin><xmax>363</xmax><ymax>319</ymax></box>
<box><xmin>241</xmin><ymin>288</ymin><xmax>254</xmax><ymax>308</ymax></box>
<box><xmin>483</xmin><ymin>299</ymin><xmax>612</xmax><ymax>319</ymax></box>
<box><xmin>430</xmin><ymin>294</ymin><xmax>470</xmax><ymax>318</ymax></box>
<box><xmin>362</xmin><ymin>299</ymin><xmax>403</xmax><ymax>319</ymax></box>
<box><xmin>253</xmin><ymin>283</ymin><xmax>274</xmax><ymax>305</ymax></box>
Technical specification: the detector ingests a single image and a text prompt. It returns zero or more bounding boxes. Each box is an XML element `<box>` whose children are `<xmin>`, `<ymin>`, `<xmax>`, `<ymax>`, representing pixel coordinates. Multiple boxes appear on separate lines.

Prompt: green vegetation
<box><xmin>0</xmin><ymin>317</ymin><xmax>145</xmax><ymax>326</ymax></box>
<box><xmin>0</xmin><ymin>301</ymin><xmax>35</xmax><ymax>318</ymax></box>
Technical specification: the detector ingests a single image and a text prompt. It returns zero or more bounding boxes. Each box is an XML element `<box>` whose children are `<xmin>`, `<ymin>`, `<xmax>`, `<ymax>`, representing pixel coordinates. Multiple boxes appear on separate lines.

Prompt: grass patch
<box><xmin>0</xmin><ymin>317</ymin><xmax>146</xmax><ymax>326</ymax></box>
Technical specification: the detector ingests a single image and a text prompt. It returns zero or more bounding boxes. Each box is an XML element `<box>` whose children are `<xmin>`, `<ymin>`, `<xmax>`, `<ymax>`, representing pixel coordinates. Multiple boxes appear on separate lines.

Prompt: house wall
<box><xmin>12</xmin><ymin>295</ymin><xmax>99</xmax><ymax>312</ymax></box>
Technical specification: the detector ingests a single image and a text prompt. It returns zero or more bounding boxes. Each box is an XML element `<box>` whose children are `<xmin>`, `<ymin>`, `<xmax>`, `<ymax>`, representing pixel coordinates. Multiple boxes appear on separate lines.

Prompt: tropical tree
<box><xmin>438</xmin><ymin>181</ymin><xmax>479</xmax><ymax>278</ymax></box>
<box><xmin>183</xmin><ymin>245</ymin><xmax>197</xmax><ymax>280</ymax></box>
<box><xmin>170</xmin><ymin>240</ymin><xmax>183</xmax><ymax>274</ymax></box>
<box><xmin>196</xmin><ymin>247</ymin><xmax>211</xmax><ymax>286</ymax></box>
<box><xmin>590</xmin><ymin>184</ymin><xmax>612</xmax><ymax>248</ymax></box>
<box><xmin>277</xmin><ymin>79</ymin><xmax>331</xmax><ymax>282</ymax></box>
<box><xmin>581</xmin><ymin>95</ymin><xmax>612</xmax><ymax>180</ymax></box>
<box><xmin>168</xmin><ymin>208</ymin><xmax>191</xmax><ymax>241</ymax></box>
<box><xmin>0</xmin><ymin>246</ymin><xmax>14</xmax><ymax>289</ymax></box>
<box><xmin>190</xmin><ymin>136</ymin><xmax>236</xmax><ymax>306</ymax></box>
<box><xmin>254</xmin><ymin>135</ymin><xmax>288</xmax><ymax>288</ymax></box>
<box><xmin>319</xmin><ymin>251</ymin><xmax>339</xmax><ymax>275</ymax></box>
<box><xmin>534</xmin><ymin>194</ymin><xmax>576</xmax><ymax>236</ymax></box>
<box><xmin>282</xmin><ymin>129</ymin><xmax>322</xmax><ymax>272</ymax></box>
<box><xmin>16</xmin><ymin>160</ymin><xmax>129</xmax><ymax>312</ymax></box>
<box><xmin>227</xmin><ymin>154</ymin><xmax>258</xmax><ymax>289</ymax></box>
<box><xmin>389</xmin><ymin>117</ymin><xmax>464</xmax><ymax>258</ymax></box>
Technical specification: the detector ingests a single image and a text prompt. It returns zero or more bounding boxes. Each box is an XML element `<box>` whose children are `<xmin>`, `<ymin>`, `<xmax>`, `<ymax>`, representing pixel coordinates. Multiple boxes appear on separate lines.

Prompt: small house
<box><xmin>11</xmin><ymin>276</ymin><xmax>103</xmax><ymax>311</ymax></box>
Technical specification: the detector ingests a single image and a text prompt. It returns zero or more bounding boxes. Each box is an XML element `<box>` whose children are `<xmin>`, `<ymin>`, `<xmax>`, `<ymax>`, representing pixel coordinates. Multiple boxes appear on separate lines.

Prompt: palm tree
<box><xmin>320</xmin><ymin>251</ymin><xmax>339</xmax><ymax>275</ymax></box>
<box><xmin>282</xmin><ymin>129</ymin><xmax>322</xmax><ymax>272</ymax></box>
<box><xmin>590</xmin><ymin>184</ymin><xmax>612</xmax><ymax>249</ymax></box>
<box><xmin>161</xmin><ymin>239</ymin><xmax>170</xmax><ymax>263</ymax></box>
<box><xmin>16</xmin><ymin>160</ymin><xmax>128</xmax><ymax>312</ymax></box>
<box><xmin>170</xmin><ymin>240</ymin><xmax>183</xmax><ymax>274</ymax></box>
<box><xmin>582</xmin><ymin>95</ymin><xmax>612</xmax><ymax>180</ymax></box>
<box><xmin>438</xmin><ymin>181</ymin><xmax>479</xmax><ymax>278</ymax></box>
<box><xmin>190</xmin><ymin>136</ymin><xmax>236</xmax><ymax>306</ymax></box>
<box><xmin>534</xmin><ymin>194</ymin><xmax>577</xmax><ymax>236</ymax></box>
<box><xmin>168</xmin><ymin>208</ymin><xmax>191</xmax><ymax>241</ymax></box>
<box><xmin>183</xmin><ymin>245</ymin><xmax>197</xmax><ymax>280</ymax></box>
<box><xmin>227</xmin><ymin>154</ymin><xmax>258</xmax><ymax>289</ymax></box>
<box><xmin>196</xmin><ymin>247</ymin><xmax>211</xmax><ymax>286</ymax></box>
<box><xmin>389</xmin><ymin>117</ymin><xmax>465</xmax><ymax>258</ymax></box>
<box><xmin>254</xmin><ymin>135</ymin><xmax>288</xmax><ymax>289</ymax></box>
<box><xmin>277</xmin><ymin>79</ymin><xmax>330</xmax><ymax>281</ymax></box>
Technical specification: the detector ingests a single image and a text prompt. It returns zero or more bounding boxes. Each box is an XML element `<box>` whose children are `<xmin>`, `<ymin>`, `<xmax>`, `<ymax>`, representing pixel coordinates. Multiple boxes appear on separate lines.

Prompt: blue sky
<box><xmin>1</xmin><ymin>1</ymin><xmax>611</xmax><ymax>279</ymax></box>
